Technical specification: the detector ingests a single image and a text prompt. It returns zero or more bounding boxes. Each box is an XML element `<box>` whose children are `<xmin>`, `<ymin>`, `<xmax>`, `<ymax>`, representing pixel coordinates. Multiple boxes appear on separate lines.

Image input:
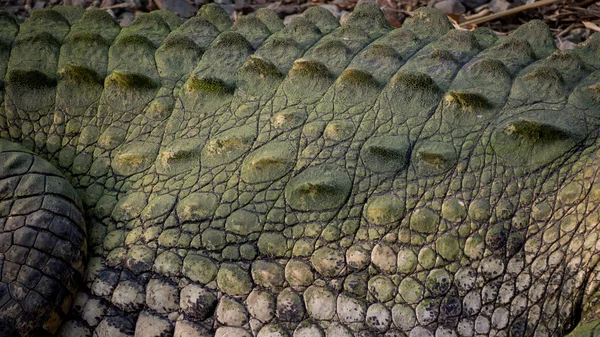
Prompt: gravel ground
<box><xmin>0</xmin><ymin>0</ymin><xmax>598</xmax><ymax>49</ymax></box>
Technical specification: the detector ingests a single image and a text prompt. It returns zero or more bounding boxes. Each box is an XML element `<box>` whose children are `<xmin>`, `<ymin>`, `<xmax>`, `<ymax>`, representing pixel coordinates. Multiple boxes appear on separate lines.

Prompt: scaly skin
<box><xmin>0</xmin><ymin>3</ymin><xmax>600</xmax><ymax>337</ymax></box>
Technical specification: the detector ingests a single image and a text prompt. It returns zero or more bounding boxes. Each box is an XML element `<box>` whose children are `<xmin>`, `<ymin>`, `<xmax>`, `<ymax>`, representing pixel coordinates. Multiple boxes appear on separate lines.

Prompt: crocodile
<box><xmin>0</xmin><ymin>2</ymin><xmax>600</xmax><ymax>337</ymax></box>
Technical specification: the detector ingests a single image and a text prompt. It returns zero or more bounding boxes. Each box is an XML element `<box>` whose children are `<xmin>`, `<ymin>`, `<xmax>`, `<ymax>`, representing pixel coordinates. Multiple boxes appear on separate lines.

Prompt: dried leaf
<box><xmin>583</xmin><ymin>21</ymin><xmax>600</xmax><ymax>32</ymax></box>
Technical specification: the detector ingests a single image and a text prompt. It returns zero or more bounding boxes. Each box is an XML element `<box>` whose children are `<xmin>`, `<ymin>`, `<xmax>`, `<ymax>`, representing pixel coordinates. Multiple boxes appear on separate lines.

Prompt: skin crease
<box><xmin>0</xmin><ymin>3</ymin><xmax>599</xmax><ymax>337</ymax></box>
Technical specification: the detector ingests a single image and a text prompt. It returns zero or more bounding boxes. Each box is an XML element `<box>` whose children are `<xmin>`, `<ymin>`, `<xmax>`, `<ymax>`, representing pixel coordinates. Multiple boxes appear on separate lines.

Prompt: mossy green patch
<box><xmin>511</xmin><ymin>19</ymin><xmax>556</xmax><ymax>59</ymax></box>
<box><xmin>472</xmin><ymin>27</ymin><xmax>498</xmax><ymax>49</ymax></box>
<box><xmin>241</xmin><ymin>141</ymin><xmax>295</xmax><ymax>184</ymax></box>
<box><xmin>114</xmin><ymin>35</ymin><xmax>155</xmax><ymax>49</ymax></box>
<box><xmin>339</xmin><ymin>68</ymin><xmax>380</xmax><ymax>88</ymax></box>
<box><xmin>302</xmin><ymin>6</ymin><xmax>340</xmax><ymax>34</ymax></box>
<box><xmin>502</xmin><ymin>120</ymin><xmax>572</xmax><ymax>143</ymax></box>
<box><xmin>215</xmin><ymin>31</ymin><xmax>253</xmax><ymax>52</ymax></box>
<box><xmin>237</xmin><ymin>57</ymin><xmax>283</xmax><ymax>95</ymax></box>
<box><xmin>285</xmin><ymin>164</ymin><xmax>352</xmax><ymax>211</ymax></box>
<box><xmin>239</xmin><ymin>57</ymin><xmax>282</xmax><ymax>79</ymax></box>
<box><xmin>392</xmin><ymin>71</ymin><xmax>439</xmax><ymax>93</ymax></box>
<box><xmin>361</xmin><ymin>136</ymin><xmax>410</xmax><ymax>173</ymax></box>
<box><xmin>254</xmin><ymin>8</ymin><xmax>285</xmax><ymax>33</ymax></box>
<box><xmin>28</xmin><ymin>8</ymin><xmax>69</xmax><ymax>26</ymax></box>
<box><xmin>0</xmin><ymin>11</ymin><xmax>18</xmax><ymax>45</ymax></box>
<box><xmin>414</xmin><ymin>141</ymin><xmax>457</xmax><ymax>175</ymax></box>
<box><xmin>258</xmin><ymin>232</ymin><xmax>288</xmax><ymax>257</ymax></box>
<box><xmin>185</xmin><ymin>76</ymin><xmax>234</xmax><ymax>95</ymax></box>
<box><xmin>7</xmin><ymin>69</ymin><xmax>57</xmax><ymax>89</ymax></box>
<box><xmin>409</xmin><ymin>208</ymin><xmax>439</xmax><ymax>234</ymax></box>
<box><xmin>152</xmin><ymin>9</ymin><xmax>183</xmax><ymax>30</ymax></box>
<box><xmin>344</xmin><ymin>2</ymin><xmax>392</xmax><ymax>36</ymax></box>
<box><xmin>59</xmin><ymin>64</ymin><xmax>104</xmax><ymax>85</ymax></box>
<box><xmin>161</xmin><ymin>35</ymin><xmax>201</xmax><ymax>52</ymax></box>
<box><xmin>402</xmin><ymin>7</ymin><xmax>453</xmax><ymax>41</ymax></box>
<box><xmin>68</xmin><ymin>32</ymin><xmax>109</xmax><ymax>47</ymax></box>
<box><xmin>365</xmin><ymin>193</ymin><xmax>405</xmax><ymax>227</ymax></box>
<box><xmin>183</xmin><ymin>254</ymin><xmax>218</xmax><ymax>284</ymax></box>
<box><xmin>106</xmin><ymin>71</ymin><xmax>158</xmax><ymax>90</ymax></box>
<box><xmin>467</xmin><ymin>58</ymin><xmax>509</xmax><ymax>79</ymax></box>
<box><xmin>430</xmin><ymin>49</ymin><xmax>457</xmax><ymax>62</ymax></box>
<box><xmin>231</xmin><ymin>16</ymin><xmax>271</xmax><ymax>48</ymax></box>
<box><xmin>197</xmin><ymin>3</ymin><xmax>232</xmax><ymax>32</ymax></box>
<box><xmin>435</xmin><ymin>234</ymin><xmax>460</xmax><ymax>261</ymax></box>
<box><xmin>14</xmin><ymin>32</ymin><xmax>61</xmax><ymax>50</ymax></box>
<box><xmin>289</xmin><ymin>59</ymin><xmax>333</xmax><ymax>80</ymax></box>
<box><xmin>444</xmin><ymin>91</ymin><xmax>494</xmax><ymax>113</ymax></box>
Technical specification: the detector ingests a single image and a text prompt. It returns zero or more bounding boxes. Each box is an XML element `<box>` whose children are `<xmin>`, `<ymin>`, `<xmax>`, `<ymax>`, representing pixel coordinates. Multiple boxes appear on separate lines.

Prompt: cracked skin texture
<box><xmin>1</xmin><ymin>3</ymin><xmax>600</xmax><ymax>337</ymax></box>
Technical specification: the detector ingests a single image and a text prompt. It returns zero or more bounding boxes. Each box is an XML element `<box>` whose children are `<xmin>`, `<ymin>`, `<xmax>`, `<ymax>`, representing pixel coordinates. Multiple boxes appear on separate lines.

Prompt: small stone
<box><xmin>364</xmin><ymin>193</ymin><xmax>405</xmax><ymax>227</ymax></box>
<box><xmin>217</xmin><ymin>263</ymin><xmax>252</xmax><ymax>296</ymax></box>
<box><xmin>304</xmin><ymin>285</ymin><xmax>336</xmax><ymax>320</ymax></box>
<box><xmin>346</xmin><ymin>245</ymin><xmax>370</xmax><ymax>270</ymax></box>
<box><xmin>435</xmin><ymin>326</ymin><xmax>458</xmax><ymax>337</ymax></box>
<box><xmin>247</xmin><ymin>290</ymin><xmax>276</xmax><ymax>323</ymax></box>
<box><xmin>409</xmin><ymin>326</ymin><xmax>433</xmax><ymax>337</ymax></box>
<box><xmin>479</xmin><ymin>257</ymin><xmax>504</xmax><ymax>279</ymax></box>
<box><xmin>173</xmin><ymin>320</ymin><xmax>212</xmax><ymax>337</ymax></box>
<box><xmin>134</xmin><ymin>312</ymin><xmax>171</xmax><ymax>337</ymax></box>
<box><xmin>366</xmin><ymin>303</ymin><xmax>391</xmax><ymax>332</ymax></box>
<box><xmin>474</xmin><ymin>315</ymin><xmax>490</xmax><ymax>334</ymax></box>
<box><xmin>436</xmin><ymin>234</ymin><xmax>460</xmax><ymax>261</ymax></box>
<box><xmin>371</xmin><ymin>243</ymin><xmax>397</xmax><ymax>274</ymax></box>
<box><xmin>126</xmin><ymin>245</ymin><xmax>155</xmax><ymax>274</ymax></box>
<box><xmin>180</xmin><ymin>284</ymin><xmax>217</xmax><ymax>321</ymax></box>
<box><xmin>418</xmin><ymin>247</ymin><xmax>436</xmax><ymax>269</ymax></box>
<box><xmin>368</xmin><ymin>275</ymin><xmax>397</xmax><ymax>303</ymax></box>
<box><xmin>415</xmin><ymin>299</ymin><xmax>440</xmax><ymax>325</ymax></box>
<box><xmin>398</xmin><ymin>277</ymin><xmax>424</xmax><ymax>303</ymax></box>
<box><xmin>344</xmin><ymin>273</ymin><xmax>368</xmax><ymax>297</ymax></box>
<box><xmin>112</xmin><ymin>192</ymin><xmax>146</xmax><ymax>222</ymax></box>
<box><xmin>337</xmin><ymin>293</ymin><xmax>367</xmax><ymax>326</ymax></box>
<box><xmin>311</xmin><ymin>247</ymin><xmax>346</xmax><ymax>278</ymax></box>
<box><xmin>454</xmin><ymin>267</ymin><xmax>476</xmax><ymax>293</ymax></box>
<box><xmin>252</xmin><ymin>260</ymin><xmax>285</xmax><ymax>291</ymax></box>
<box><xmin>457</xmin><ymin>318</ymin><xmax>474</xmax><ymax>336</ymax></box>
<box><xmin>392</xmin><ymin>304</ymin><xmax>416</xmax><ymax>331</ymax></box>
<box><xmin>177</xmin><ymin>193</ymin><xmax>218</xmax><ymax>222</ymax></box>
<box><xmin>154</xmin><ymin>251</ymin><xmax>183</xmax><ymax>277</ymax></box>
<box><xmin>426</xmin><ymin>268</ymin><xmax>452</xmax><ymax>296</ymax></box>
<box><xmin>491</xmin><ymin>307</ymin><xmax>509</xmax><ymax>329</ymax></box>
<box><xmin>285</xmin><ymin>260</ymin><xmax>314</xmax><ymax>289</ymax></box>
<box><xmin>146</xmin><ymin>278</ymin><xmax>179</xmax><ymax>314</ymax></box>
<box><xmin>277</xmin><ymin>288</ymin><xmax>305</xmax><ymax>322</ymax></box>
<box><xmin>257</xmin><ymin>324</ymin><xmax>289</xmax><ymax>337</ymax></box>
<box><xmin>95</xmin><ymin>317</ymin><xmax>134</xmax><ymax>337</ymax></box>
<box><xmin>462</xmin><ymin>290</ymin><xmax>481</xmax><ymax>315</ymax></box>
<box><xmin>112</xmin><ymin>280</ymin><xmax>145</xmax><ymax>312</ymax></box>
<box><xmin>216</xmin><ymin>296</ymin><xmax>249</xmax><ymax>327</ymax></box>
<box><xmin>215</xmin><ymin>327</ymin><xmax>252</xmax><ymax>337</ymax></box>
<box><xmin>410</xmin><ymin>208</ymin><xmax>439</xmax><ymax>234</ymax></box>
<box><xmin>396</xmin><ymin>248</ymin><xmax>417</xmax><ymax>274</ymax></box>
<box><xmin>326</xmin><ymin>322</ymin><xmax>354</xmax><ymax>337</ymax></box>
<box><xmin>258</xmin><ymin>232</ymin><xmax>288</xmax><ymax>257</ymax></box>
<box><xmin>293</xmin><ymin>323</ymin><xmax>323</xmax><ymax>337</ymax></box>
<box><xmin>468</xmin><ymin>199</ymin><xmax>491</xmax><ymax>222</ymax></box>
<box><xmin>182</xmin><ymin>254</ymin><xmax>217</xmax><ymax>284</ymax></box>
<box><xmin>441</xmin><ymin>198</ymin><xmax>466</xmax><ymax>223</ymax></box>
